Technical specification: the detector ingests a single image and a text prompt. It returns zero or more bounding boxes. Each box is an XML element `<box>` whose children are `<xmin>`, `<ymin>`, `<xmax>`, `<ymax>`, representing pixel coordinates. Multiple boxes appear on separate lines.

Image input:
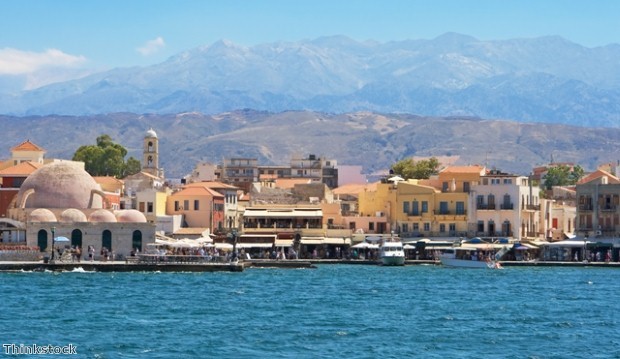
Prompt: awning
<box><xmin>545</xmin><ymin>240</ymin><xmax>592</xmax><ymax>248</ymax></box>
<box><xmin>323</xmin><ymin>238</ymin><xmax>351</xmax><ymax>245</ymax></box>
<box><xmin>275</xmin><ymin>239</ymin><xmax>293</xmax><ymax>247</ymax></box>
<box><xmin>243</xmin><ymin>209</ymin><xmax>323</xmax><ymax>218</ymax></box>
<box><xmin>237</xmin><ymin>243</ymin><xmax>273</xmax><ymax>249</ymax></box>
<box><xmin>301</xmin><ymin>237</ymin><xmax>324</xmax><ymax>245</ymax></box>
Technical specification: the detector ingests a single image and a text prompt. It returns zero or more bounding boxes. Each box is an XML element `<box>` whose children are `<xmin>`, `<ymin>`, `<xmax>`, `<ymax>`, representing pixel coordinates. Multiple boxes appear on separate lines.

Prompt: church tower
<box><xmin>142</xmin><ymin>128</ymin><xmax>160</xmax><ymax>177</ymax></box>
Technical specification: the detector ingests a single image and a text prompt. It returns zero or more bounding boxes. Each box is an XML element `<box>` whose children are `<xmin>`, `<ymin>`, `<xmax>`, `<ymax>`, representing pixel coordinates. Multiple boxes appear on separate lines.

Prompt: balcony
<box><xmin>579</xmin><ymin>205</ymin><xmax>594</xmax><ymax>211</ymax></box>
<box><xmin>601</xmin><ymin>205</ymin><xmax>617</xmax><ymax>212</ymax></box>
<box><xmin>500</xmin><ymin>203</ymin><xmax>514</xmax><ymax>210</ymax></box>
<box><xmin>525</xmin><ymin>204</ymin><xmax>540</xmax><ymax>211</ymax></box>
<box><xmin>476</xmin><ymin>204</ymin><xmax>496</xmax><ymax>210</ymax></box>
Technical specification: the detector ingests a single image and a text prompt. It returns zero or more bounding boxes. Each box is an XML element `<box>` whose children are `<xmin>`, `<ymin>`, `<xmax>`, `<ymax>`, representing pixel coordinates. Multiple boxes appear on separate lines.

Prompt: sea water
<box><xmin>1</xmin><ymin>265</ymin><xmax>619</xmax><ymax>358</ymax></box>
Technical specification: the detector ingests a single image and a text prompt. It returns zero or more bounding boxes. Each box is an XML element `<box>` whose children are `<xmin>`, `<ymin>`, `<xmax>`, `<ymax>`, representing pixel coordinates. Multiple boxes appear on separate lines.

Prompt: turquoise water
<box><xmin>1</xmin><ymin>265</ymin><xmax>619</xmax><ymax>358</ymax></box>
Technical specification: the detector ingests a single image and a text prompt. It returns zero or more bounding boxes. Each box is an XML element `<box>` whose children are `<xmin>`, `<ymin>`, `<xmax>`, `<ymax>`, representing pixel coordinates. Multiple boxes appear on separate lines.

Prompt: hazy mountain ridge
<box><xmin>2</xmin><ymin>33</ymin><xmax>620</xmax><ymax>127</ymax></box>
<box><xmin>1</xmin><ymin>110</ymin><xmax>619</xmax><ymax>179</ymax></box>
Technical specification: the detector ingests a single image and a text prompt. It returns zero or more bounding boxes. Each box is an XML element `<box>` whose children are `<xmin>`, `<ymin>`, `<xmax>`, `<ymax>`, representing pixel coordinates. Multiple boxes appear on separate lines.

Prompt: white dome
<box><xmin>60</xmin><ymin>208</ymin><xmax>87</xmax><ymax>223</ymax></box>
<box><xmin>88</xmin><ymin>209</ymin><xmax>118</xmax><ymax>223</ymax></box>
<box><xmin>29</xmin><ymin>208</ymin><xmax>57</xmax><ymax>222</ymax></box>
<box><xmin>115</xmin><ymin>209</ymin><xmax>147</xmax><ymax>223</ymax></box>
<box><xmin>16</xmin><ymin>162</ymin><xmax>103</xmax><ymax>209</ymax></box>
<box><xmin>145</xmin><ymin>128</ymin><xmax>158</xmax><ymax>138</ymax></box>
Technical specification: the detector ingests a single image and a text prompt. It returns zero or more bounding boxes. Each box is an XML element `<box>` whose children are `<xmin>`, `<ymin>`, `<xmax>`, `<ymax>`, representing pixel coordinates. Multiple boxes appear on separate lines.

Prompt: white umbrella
<box><xmin>352</xmin><ymin>242</ymin><xmax>370</xmax><ymax>249</ymax></box>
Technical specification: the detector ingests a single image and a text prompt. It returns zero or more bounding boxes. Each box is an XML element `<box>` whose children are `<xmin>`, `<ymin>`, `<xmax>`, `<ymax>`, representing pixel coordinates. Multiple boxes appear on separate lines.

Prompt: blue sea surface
<box><xmin>1</xmin><ymin>265</ymin><xmax>619</xmax><ymax>358</ymax></box>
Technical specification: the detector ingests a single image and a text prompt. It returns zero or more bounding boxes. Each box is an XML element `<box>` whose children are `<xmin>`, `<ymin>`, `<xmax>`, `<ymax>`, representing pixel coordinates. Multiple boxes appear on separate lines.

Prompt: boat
<box><xmin>440</xmin><ymin>246</ymin><xmax>503</xmax><ymax>269</ymax></box>
<box><xmin>380</xmin><ymin>240</ymin><xmax>405</xmax><ymax>266</ymax></box>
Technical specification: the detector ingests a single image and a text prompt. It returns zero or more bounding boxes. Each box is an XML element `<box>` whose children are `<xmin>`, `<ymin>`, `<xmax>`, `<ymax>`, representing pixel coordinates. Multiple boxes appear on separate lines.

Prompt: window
<box><xmin>369</xmin><ymin>222</ymin><xmax>375</xmax><ymax>231</ymax></box>
<box><xmin>421</xmin><ymin>201</ymin><xmax>428</xmax><ymax>213</ymax></box>
<box><xmin>184</xmin><ymin>200</ymin><xmax>189</xmax><ymax>210</ymax></box>
<box><xmin>439</xmin><ymin>201</ymin><xmax>448</xmax><ymax>215</ymax></box>
<box><xmin>147</xmin><ymin>202</ymin><xmax>153</xmax><ymax>213</ymax></box>
<box><xmin>503</xmin><ymin>178</ymin><xmax>512</xmax><ymax>184</ymax></box>
<box><xmin>456</xmin><ymin>202</ymin><xmax>465</xmax><ymax>215</ymax></box>
<box><xmin>449</xmin><ymin>223</ymin><xmax>456</xmax><ymax>232</ymax></box>
<box><xmin>439</xmin><ymin>224</ymin><xmax>446</xmax><ymax>233</ymax></box>
<box><xmin>403</xmin><ymin>201</ymin><xmax>410</xmax><ymax>214</ymax></box>
<box><xmin>502</xmin><ymin>194</ymin><xmax>512</xmax><ymax>209</ymax></box>
<box><xmin>488</xmin><ymin>194</ymin><xmax>495</xmax><ymax>209</ymax></box>
<box><xmin>463</xmin><ymin>182</ymin><xmax>470</xmax><ymax>193</ymax></box>
<box><xmin>401</xmin><ymin>223</ymin><xmax>409</xmax><ymax>233</ymax></box>
<box><xmin>423</xmin><ymin>222</ymin><xmax>430</xmax><ymax>231</ymax></box>
<box><xmin>412</xmin><ymin>201</ymin><xmax>419</xmax><ymax>216</ymax></box>
<box><xmin>139</xmin><ymin>202</ymin><xmax>145</xmax><ymax>212</ymax></box>
<box><xmin>194</xmin><ymin>200</ymin><xmax>199</xmax><ymax>210</ymax></box>
<box><xmin>174</xmin><ymin>201</ymin><xmax>180</xmax><ymax>211</ymax></box>
<box><xmin>413</xmin><ymin>223</ymin><xmax>419</xmax><ymax>231</ymax></box>
<box><xmin>442</xmin><ymin>182</ymin><xmax>448</xmax><ymax>192</ymax></box>
<box><xmin>477</xmin><ymin>220</ymin><xmax>484</xmax><ymax>232</ymax></box>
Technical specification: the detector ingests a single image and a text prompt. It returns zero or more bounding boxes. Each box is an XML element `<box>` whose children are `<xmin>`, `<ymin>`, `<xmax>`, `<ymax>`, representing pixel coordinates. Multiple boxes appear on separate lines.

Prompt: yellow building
<box><xmin>358</xmin><ymin>166</ymin><xmax>485</xmax><ymax>238</ymax></box>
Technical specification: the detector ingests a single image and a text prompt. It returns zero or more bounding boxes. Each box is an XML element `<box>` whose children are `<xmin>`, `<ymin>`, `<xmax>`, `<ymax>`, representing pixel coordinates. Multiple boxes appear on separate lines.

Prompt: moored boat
<box><xmin>380</xmin><ymin>240</ymin><xmax>405</xmax><ymax>266</ymax></box>
<box><xmin>440</xmin><ymin>246</ymin><xmax>503</xmax><ymax>269</ymax></box>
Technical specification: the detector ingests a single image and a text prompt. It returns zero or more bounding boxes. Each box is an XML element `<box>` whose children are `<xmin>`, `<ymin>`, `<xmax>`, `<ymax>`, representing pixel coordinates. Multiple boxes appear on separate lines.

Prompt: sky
<box><xmin>1</xmin><ymin>0</ymin><xmax>619</xmax><ymax>91</ymax></box>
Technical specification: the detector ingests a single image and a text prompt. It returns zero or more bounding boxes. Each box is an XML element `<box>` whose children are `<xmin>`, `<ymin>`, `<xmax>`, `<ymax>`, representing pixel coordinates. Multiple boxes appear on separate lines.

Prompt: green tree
<box><xmin>391</xmin><ymin>157</ymin><xmax>440</xmax><ymax>180</ymax></box>
<box><xmin>542</xmin><ymin>165</ymin><xmax>585</xmax><ymax>190</ymax></box>
<box><xmin>73</xmin><ymin>135</ymin><xmax>142</xmax><ymax>178</ymax></box>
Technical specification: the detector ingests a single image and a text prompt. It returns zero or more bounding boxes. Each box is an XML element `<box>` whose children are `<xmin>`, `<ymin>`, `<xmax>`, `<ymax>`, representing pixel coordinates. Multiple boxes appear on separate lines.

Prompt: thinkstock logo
<box><xmin>2</xmin><ymin>343</ymin><xmax>77</xmax><ymax>355</ymax></box>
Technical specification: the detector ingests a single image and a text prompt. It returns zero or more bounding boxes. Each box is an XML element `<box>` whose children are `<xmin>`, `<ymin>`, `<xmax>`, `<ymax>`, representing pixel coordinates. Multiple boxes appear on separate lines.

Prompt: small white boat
<box><xmin>440</xmin><ymin>247</ymin><xmax>501</xmax><ymax>269</ymax></box>
<box><xmin>380</xmin><ymin>240</ymin><xmax>405</xmax><ymax>266</ymax></box>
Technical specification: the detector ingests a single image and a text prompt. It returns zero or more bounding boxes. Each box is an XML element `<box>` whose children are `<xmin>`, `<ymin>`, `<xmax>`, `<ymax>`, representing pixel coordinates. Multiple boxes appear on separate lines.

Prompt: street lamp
<box><xmin>50</xmin><ymin>226</ymin><xmax>56</xmax><ymax>261</ymax></box>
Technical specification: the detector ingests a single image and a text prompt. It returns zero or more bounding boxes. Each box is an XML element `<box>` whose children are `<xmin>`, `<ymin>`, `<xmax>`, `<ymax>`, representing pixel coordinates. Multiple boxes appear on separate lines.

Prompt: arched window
<box><xmin>102</xmin><ymin>230</ymin><xmax>112</xmax><ymax>251</ymax></box>
<box><xmin>71</xmin><ymin>229</ymin><xmax>83</xmax><ymax>248</ymax></box>
<box><xmin>37</xmin><ymin>230</ymin><xmax>48</xmax><ymax>252</ymax></box>
<box><xmin>132</xmin><ymin>230</ymin><xmax>142</xmax><ymax>252</ymax></box>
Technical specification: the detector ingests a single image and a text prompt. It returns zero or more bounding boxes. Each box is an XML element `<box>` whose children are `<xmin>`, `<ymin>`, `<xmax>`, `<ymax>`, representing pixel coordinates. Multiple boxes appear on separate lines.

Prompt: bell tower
<box><xmin>143</xmin><ymin>128</ymin><xmax>159</xmax><ymax>176</ymax></box>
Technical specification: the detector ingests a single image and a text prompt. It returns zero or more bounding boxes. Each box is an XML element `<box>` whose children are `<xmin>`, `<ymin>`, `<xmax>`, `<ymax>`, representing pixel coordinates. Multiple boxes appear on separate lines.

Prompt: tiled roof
<box><xmin>93</xmin><ymin>176</ymin><xmax>124</xmax><ymax>185</ymax></box>
<box><xmin>11</xmin><ymin>140</ymin><xmax>46</xmax><ymax>152</ymax></box>
<box><xmin>173</xmin><ymin>186</ymin><xmax>224</xmax><ymax>197</ymax></box>
<box><xmin>333</xmin><ymin>183</ymin><xmax>372</xmax><ymax>195</ymax></box>
<box><xmin>0</xmin><ymin>161</ymin><xmax>43</xmax><ymax>176</ymax></box>
<box><xmin>577</xmin><ymin>169</ymin><xmax>620</xmax><ymax>185</ymax></box>
<box><xmin>185</xmin><ymin>181</ymin><xmax>239</xmax><ymax>190</ymax></box>
<box><xmin>440</xmin><ymin>165</ymin><xmax>485</xmax><ymax>174</ymax></box>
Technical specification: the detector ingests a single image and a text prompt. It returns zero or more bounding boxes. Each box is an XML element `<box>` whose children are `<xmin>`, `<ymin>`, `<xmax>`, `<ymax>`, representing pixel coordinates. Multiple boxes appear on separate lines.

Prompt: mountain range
<box><xmin>2</xmin><ymin>33</ymin><xmax>620</xmax><ymax>127</ymax></box>
<box><xmin>1</xmin><ymin>111</ymin><xmax>619</xmax><ymax>179</ymax></box>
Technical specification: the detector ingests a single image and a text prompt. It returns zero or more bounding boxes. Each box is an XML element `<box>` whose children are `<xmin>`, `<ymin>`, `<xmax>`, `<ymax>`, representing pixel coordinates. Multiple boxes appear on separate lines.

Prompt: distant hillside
<box><xmin>1</xmin><ymin>34</ymin><xmax>620</xmax><ymax>127</ymax></box>
<box><xmin>1</xmin><ymin>111</ymin><xmax>618</xmax><ymax>178</ymax></box>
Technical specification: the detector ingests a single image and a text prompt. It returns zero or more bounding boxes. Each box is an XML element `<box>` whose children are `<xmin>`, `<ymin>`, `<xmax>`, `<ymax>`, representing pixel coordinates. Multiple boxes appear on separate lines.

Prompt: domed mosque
<box><xmin>8</xmin><ymin>154</ymin><xmax>155</xmax><ymax>259</ymax></box>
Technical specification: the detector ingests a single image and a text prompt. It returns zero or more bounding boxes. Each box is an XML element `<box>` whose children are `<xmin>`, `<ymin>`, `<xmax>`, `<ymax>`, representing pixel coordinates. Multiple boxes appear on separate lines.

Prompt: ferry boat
<box><xmin>380</xmin><ymin>240</ymin><xmax>405</xmax><ymax>266</ymax></box>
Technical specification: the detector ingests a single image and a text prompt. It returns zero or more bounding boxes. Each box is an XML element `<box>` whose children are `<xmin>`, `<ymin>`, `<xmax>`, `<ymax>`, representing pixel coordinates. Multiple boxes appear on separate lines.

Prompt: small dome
<box><xmin>60</xmin><ymin>208</ymin><xmax>87</xmax><ymax>223</ymax></box>
<box><xmin>145</xmin><ymin>128</ymin><xmax>158</xmax><ymax>139</ymax></box>
<box><xmin>115</xmin><ymin>209</ymin><xmax>147</xmax><ymax>223</ymax></box>
<box><xmin>15</xmin><ymin>162</ymin><xmax>103</xmax><ymax>209</ymax></box>
<box><xmin>29</xmin><ymin>208</ymin><xmax>57</xmax><ymax>222</ymax></box>
<box><xmin>88</xmin><ymin>209</ymin><xmax>117</xmax><ymax>223</ymax></box>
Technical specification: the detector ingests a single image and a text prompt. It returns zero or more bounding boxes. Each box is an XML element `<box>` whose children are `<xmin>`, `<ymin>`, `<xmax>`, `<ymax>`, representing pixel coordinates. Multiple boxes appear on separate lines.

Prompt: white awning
<box><xmin>237</xmin><ymin>243</ymin><xmax>273</xmax><ymax>249</ymax></box>
<box><xmin>323</xmin><ymin>237</ymin><xmax>351</xmax><ymax>245</ymax></box>
<box><xmin>301</xmin><ymin>237</ymin><xmax>324</xmax><ymax>245</ymax></box>
<box><xmin>545</xmin><ymin>240</ymin><xmax>592</xmax><ymax>248</ymax></box>
<box><xmin>275</xmin><ymin>239</ymin><xmax>293</xmax><ymax>247</ymax></box>
<box><xmin>243</xmin><ymin>209</ymin><xmax>323</xmax><ymax>218</ymax></box>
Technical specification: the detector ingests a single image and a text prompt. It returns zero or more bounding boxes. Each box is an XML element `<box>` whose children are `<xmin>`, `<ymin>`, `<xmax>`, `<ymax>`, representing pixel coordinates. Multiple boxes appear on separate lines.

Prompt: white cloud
<box><xmin>0</xmin><ymin>48</ymin><xmax>86</xmax><ymax>75</ymax></box>
<box><xmin>136</xmin><ymin>36</ymin><xmax>166</xmax><ymax>56</ymax></box>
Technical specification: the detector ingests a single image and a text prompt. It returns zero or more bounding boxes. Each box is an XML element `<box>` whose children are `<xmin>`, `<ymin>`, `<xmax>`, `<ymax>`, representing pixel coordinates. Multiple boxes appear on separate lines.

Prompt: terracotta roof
<box><xmin>11</xmin><ymin>140</ymin><xmax>46</xmax><ymax>152</ymax></box>
<box><xmin>93</xmin><ymin>176</ymin><xmax>124</xmax><ymax>185</ymax></box>
<box><xmin>577</xmin><ymin>169</ymin><xmax>620</xmax><ymax>185</ymax></box>
<box><xmin>173</xmin><ymin>186</ymin><xmax>224</xmax><ymax>197</ymax></box>
<box><xmin>0</xmin><ymin>161</ymin><xmax>43</xmax><ymax>176</ymax></box>
<box><xmin>185</xmin><ymin>181</ymin><xmax>238</xmax><ymax>190</ymax></box>
<box><xmin>440</xmin><ymin>165</ymin><xmax>485</xmax><ymax>174</ymax></box>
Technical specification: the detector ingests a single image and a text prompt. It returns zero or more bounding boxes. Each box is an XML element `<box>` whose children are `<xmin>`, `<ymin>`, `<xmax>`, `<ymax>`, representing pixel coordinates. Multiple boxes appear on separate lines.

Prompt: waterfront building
<box><xmin>166</xmin><ymin>183</ymin><xmax>225</xmax><ymax>232</ymax></box>
<box><xmin>575</xmin><ymin>169</ymin><xmax>620</xmax><ymax>238</ymax></box>
<box><xmin>183</xmin><ymin>181</ymin><xmax>241</xmax><ymax>229</ymax></box>
<box><xmin>468</xmin><ymin>169</ymin><xmax>541</xmax><ymax>241</ymax></box>
<box><xmin>6</xmin><ymin>161</ymin><xmax>154</xmax><ymax>257</ymax></box>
